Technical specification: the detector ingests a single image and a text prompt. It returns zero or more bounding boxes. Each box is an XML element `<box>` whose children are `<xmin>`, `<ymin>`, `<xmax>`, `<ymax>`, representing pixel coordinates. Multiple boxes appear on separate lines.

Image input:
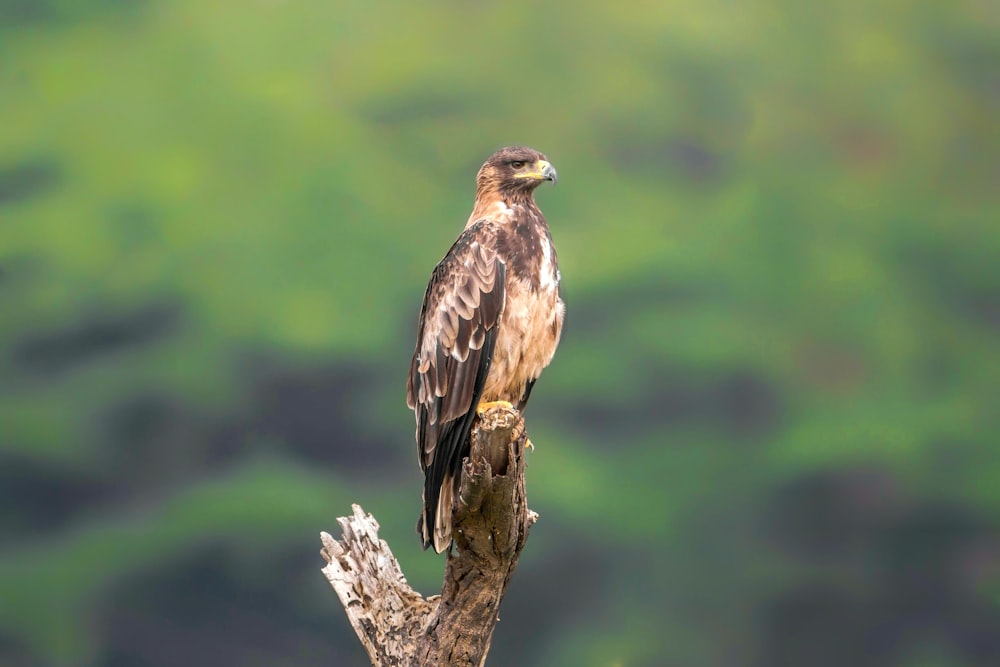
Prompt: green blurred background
<box><xmin>2</xmin><ymin>0</ymin><xmax>998</xmax><ymax>665</ymax></box>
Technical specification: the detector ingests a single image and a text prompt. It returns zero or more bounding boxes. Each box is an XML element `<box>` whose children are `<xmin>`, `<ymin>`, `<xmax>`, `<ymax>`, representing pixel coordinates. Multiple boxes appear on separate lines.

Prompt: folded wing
<box><xmin>406</xmin><ymin>220</ymin><xmax>506</xmax><ymax>552</ymax></box>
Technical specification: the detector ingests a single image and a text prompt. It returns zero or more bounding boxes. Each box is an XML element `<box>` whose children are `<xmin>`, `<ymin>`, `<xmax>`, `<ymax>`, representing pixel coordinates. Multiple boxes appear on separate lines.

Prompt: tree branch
<box><xmin>320</xmin><ymin>405</ymin><xmax>537</xmax><ymax>666</ymax></box>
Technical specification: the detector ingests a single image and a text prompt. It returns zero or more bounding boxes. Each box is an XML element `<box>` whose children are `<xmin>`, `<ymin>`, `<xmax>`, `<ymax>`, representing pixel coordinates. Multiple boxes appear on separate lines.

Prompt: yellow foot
<box><xmin>477</xmin><ymin>400</ymin><xmax>514</xmax><ymax>415</ymax></box>
<box><xmin>526</xmin><ymin>437</ymin><xmax>535</xmax><ymax>452</ymax></box>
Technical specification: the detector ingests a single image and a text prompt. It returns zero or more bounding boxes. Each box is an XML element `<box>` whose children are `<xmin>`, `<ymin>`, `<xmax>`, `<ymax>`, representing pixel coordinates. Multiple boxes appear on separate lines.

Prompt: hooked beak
<box><xmin>539</xmin><ymin>160</ymin><xmax>558</xmax><ymax>185</ymax></box>
<box><xmin>515</xmin><ymin>159</ymin><xmax>558</xmax><ymax>185</ymax></box>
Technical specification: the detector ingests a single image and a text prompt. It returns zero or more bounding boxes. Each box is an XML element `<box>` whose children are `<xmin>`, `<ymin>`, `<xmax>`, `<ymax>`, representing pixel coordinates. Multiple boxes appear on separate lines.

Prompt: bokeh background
<box><xmin>2</xmin><ymin>0</ymin><xmax>999</xmax><ymax>665</ymax></box>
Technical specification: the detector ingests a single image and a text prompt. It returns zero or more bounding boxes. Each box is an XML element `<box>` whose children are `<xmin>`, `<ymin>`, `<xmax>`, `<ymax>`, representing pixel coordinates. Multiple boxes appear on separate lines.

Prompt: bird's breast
<box><xmin>482</xmin><ymin>276</ymin><xmax>564</xmax><ymax>403</ymax></box>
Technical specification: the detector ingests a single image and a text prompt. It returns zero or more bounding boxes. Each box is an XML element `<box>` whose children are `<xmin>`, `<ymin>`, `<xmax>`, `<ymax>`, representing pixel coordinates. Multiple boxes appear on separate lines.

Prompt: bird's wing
<box><xmin>406</xmin><ymin>220</ymin><xmax>506</xmax><ymax>550</ymax></box>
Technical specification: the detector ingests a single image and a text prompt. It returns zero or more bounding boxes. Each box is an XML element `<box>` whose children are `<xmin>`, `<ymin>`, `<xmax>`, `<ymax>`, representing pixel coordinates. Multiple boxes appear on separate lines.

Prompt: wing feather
<box><xmin>406</xmin><ymin>221</ymin><xmax>506</xmax><ymax>551</ymax></box>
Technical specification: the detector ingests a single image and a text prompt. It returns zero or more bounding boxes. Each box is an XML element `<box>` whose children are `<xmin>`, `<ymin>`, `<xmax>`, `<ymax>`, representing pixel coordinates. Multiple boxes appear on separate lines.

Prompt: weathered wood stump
<box><xmin>321</xmin><ymin>405</ymin><xmax>537</xmax><ymax>667</ymax></box>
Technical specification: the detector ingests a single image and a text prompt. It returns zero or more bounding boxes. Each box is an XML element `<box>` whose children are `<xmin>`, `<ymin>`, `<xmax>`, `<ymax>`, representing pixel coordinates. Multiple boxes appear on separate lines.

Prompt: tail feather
<box><xmin>418</xmin><ymin>473</ymin><xmax>455</xmax><ymax>553</ymax></box>
<box><xmin>433</xmin><ymin>475</ymin><xmax>454</xmax><ymax>553</ymax></box>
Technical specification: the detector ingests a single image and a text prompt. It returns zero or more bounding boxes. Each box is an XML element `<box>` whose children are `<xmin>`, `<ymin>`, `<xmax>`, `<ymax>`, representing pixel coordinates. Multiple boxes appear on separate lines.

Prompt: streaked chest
<box><xmin>483</xmin><ymin>214</ymin><xmax>565</xmax><ymax>399</ymax></box>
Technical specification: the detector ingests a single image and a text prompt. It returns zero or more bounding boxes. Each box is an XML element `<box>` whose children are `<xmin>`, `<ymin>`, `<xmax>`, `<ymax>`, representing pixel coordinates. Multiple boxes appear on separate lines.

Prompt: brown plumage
<box><xmin>406</xmin><ymin>146</ymin><xmax>565</xmax><ymax>553</ymax></box>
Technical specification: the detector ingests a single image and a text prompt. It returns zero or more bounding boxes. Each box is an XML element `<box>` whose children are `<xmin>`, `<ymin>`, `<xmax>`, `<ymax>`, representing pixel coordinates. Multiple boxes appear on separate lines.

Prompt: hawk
<box><xmin>406</xmin><ymin>146</ymin><xmax>564</xmax><ymax>553</ymax></box>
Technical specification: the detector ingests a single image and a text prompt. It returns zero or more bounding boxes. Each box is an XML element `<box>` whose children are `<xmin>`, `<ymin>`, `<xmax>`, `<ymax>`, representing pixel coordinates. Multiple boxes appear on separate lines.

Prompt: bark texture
<box><xmin>320</xmin><ymin>405</ymin><xmax>537</xmax><ymax>667</ymax></box>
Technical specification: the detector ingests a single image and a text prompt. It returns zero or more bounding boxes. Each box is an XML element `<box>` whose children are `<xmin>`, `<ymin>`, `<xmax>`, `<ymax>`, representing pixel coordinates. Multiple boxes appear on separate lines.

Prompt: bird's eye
<box><xmin>510</xmin><ymin>161</ymin><xmax>525</xmax><ymax>169</ymax></box>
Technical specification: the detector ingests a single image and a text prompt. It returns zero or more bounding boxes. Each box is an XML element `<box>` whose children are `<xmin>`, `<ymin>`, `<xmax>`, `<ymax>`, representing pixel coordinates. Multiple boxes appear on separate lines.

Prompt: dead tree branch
<box><xmin>320</xmin><ymin>405</ymin><xmax>537</xmax><ymax>667</ymax></box>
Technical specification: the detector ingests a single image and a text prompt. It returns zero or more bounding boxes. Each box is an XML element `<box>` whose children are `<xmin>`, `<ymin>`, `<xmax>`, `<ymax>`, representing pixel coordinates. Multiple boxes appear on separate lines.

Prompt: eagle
<box><xmin>406</xmin><ymin>146</ymin><xmax>565</xmax><ymax>553</ymax></box>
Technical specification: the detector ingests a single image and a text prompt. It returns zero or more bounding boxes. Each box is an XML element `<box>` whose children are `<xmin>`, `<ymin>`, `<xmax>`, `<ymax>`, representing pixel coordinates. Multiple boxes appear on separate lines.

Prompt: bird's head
<box><xmin>475</xmin><ymin>146</ymin><xmax>557</xmax><ymax>199</ymax></box>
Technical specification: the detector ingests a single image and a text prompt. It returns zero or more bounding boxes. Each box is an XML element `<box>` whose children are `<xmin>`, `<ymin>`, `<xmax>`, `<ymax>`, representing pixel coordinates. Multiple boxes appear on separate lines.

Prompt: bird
<box><xmin>406</xmin><ymin>146</ymin><xmax>564</xmax><ymax>553</ymax></box>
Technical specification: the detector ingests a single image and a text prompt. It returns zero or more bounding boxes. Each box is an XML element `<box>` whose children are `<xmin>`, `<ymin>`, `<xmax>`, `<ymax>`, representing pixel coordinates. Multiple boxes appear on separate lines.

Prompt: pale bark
<box><xmin>320</xmin><ymin>405</ymin><xmax>537</xmax><ymax>667</ymax></box>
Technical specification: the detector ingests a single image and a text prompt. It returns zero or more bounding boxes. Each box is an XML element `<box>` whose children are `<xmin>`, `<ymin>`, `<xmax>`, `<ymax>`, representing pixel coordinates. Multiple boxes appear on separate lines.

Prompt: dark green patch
<box><xmin>0</xmin><ymin>159</ymin><xmax>61</xmax><ymax>208</ymax></box>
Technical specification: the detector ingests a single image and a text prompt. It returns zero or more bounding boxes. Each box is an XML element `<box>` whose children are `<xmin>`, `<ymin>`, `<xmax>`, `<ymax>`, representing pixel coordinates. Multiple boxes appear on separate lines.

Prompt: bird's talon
<box><xmin>477</xmin><ymin>399</ymin><xmax>514</xmax><ymax>415</ymax></box>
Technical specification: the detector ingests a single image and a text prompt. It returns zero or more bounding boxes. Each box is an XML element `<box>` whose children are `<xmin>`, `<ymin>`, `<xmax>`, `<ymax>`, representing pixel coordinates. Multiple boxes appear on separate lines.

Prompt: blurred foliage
<box><xmin>1</xmin><ymin>0</ymin><xmax>999</xmax><ymax>665</ymax></box>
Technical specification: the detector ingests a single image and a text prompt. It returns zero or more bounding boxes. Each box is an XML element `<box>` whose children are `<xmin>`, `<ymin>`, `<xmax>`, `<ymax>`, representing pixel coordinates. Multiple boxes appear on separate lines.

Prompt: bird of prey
<box><xmin>406</xmin><ymin>146</ymin><xmax>564</xmax><ymax>553</ymax></box>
